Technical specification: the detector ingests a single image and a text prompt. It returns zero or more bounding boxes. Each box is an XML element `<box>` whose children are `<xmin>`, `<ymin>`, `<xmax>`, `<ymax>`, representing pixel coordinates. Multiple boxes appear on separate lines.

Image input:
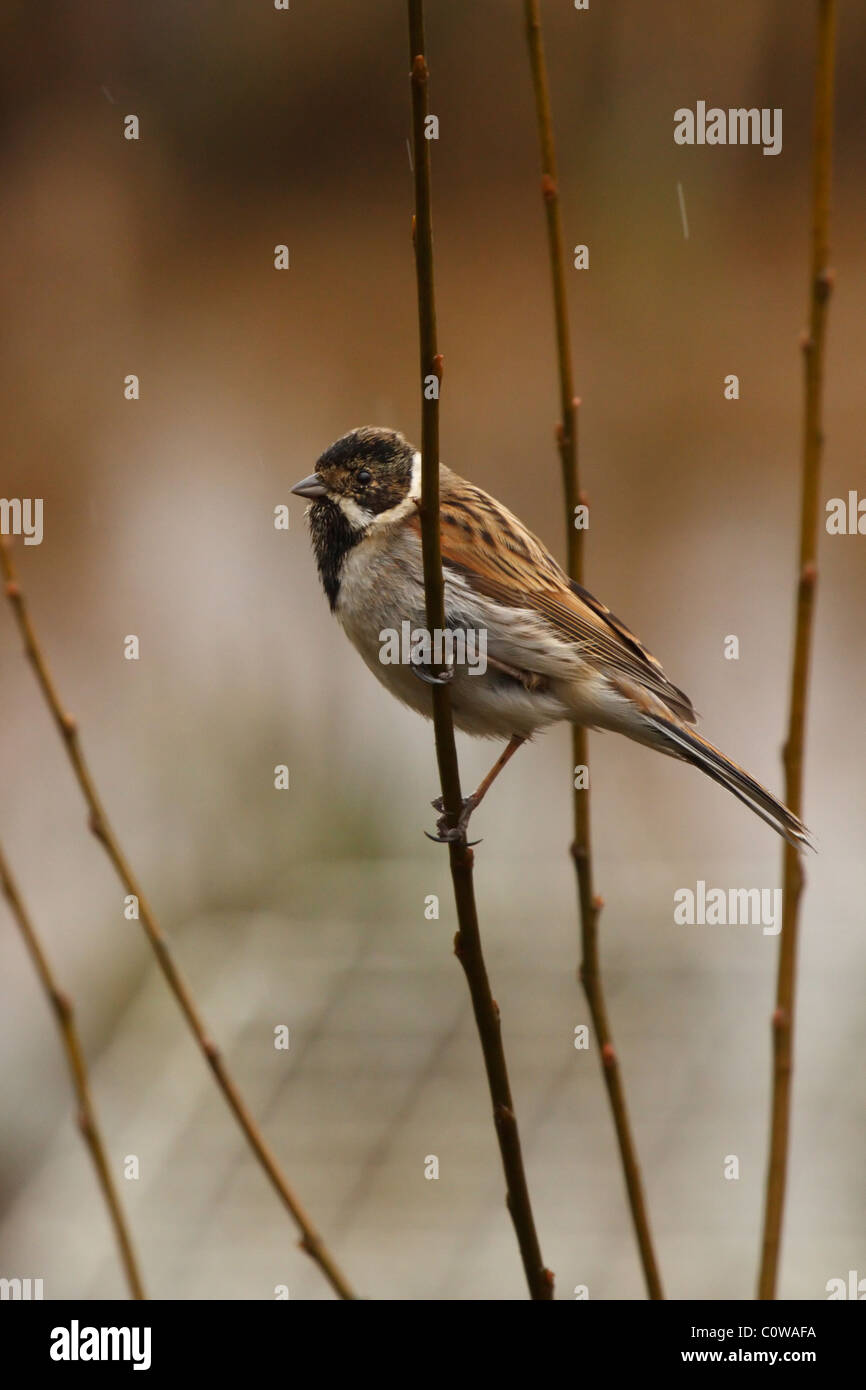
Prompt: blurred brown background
<box><xmin>0</xmin><ymin>1</ymin><xmax>864</xmax><ymax>1299</ymax></box>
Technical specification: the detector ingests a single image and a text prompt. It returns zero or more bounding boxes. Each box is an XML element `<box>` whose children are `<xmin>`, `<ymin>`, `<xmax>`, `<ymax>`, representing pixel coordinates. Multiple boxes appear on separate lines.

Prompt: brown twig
<box><xmin>757</xmin><ymin>0</ymin><xmax>836</xmax><ymax>1301</ymax></box>
<box><xmin>0</xmin><ymin>538</ymin><xmax>355</xmax><ymax>1300</ymax></box>
<box><xmin>0</xmin><ymin>841</ymin><xmax>146</xmax><ymax>1299</ymax></box>
<box><xmin>522</xmin><ymin>0</ymin><xmax>663</xmax><ymax>1299</ymax></box>
<box><xmin>408</xmin><ymin>0</ymin><xmax>553</xmax><ymax>1301</ymax></box>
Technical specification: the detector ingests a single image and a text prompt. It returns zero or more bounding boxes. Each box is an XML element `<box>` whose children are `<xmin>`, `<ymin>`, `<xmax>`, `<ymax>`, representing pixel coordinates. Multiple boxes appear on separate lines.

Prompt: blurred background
<box><xmin>0</xmin><ymin>0</ymin><xmax>864</xmax><ymax>1300</ymax></box>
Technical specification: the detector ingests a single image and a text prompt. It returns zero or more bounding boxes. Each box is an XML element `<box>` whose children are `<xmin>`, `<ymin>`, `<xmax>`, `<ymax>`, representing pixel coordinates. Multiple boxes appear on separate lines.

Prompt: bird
<box><xmin>292</xmin><ymin>426</ymin><xmax>810</xmax><ymax>849</ymax></box>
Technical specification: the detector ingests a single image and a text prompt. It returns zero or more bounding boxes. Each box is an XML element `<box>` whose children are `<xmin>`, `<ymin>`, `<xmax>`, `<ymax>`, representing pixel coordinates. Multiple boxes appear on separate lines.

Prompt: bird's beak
<box><xmin>291</xmin><ymin>473</ymin><xmax>328</xmax><ymax>499</ymax></box>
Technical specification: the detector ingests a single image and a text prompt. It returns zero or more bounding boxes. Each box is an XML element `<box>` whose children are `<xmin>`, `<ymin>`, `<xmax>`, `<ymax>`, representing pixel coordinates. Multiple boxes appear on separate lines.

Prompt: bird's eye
<box><xmin>357</xmin><ymin>468</ymin><xmax>371</xmax><ymax>486</ymax></box>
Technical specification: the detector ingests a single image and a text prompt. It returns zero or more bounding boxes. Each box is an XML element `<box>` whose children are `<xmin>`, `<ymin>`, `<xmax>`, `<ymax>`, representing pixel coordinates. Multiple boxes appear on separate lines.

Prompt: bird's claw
<box><xmin>425</xmin><ymin>794</ymin><xmax>482</xmax><ymax>845</ymax></box>
<box><xmin>411</xmin><ymin>661</ymin><xmax>454</xmax><ymax>686</ymax></box>
<box><xmin>424</xmin><ymin>826</ymin><xmax>483</xmax><ymax>846</ymax></box>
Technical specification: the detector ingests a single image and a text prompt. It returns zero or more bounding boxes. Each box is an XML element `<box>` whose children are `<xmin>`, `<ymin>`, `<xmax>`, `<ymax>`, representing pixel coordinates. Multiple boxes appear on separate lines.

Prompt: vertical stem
<box><xmin>522</xmin><ymin>0</ymin><xmax>663</xmax><ymax>1298</ymax></box>
<box><xmin>408</xmin><ymin>0</ymin><xmax>553</xmax><ymax>1301</ymax></box>
<box><xmin>758</xmin><ymin>0</ymin><xmax>836</xmax><ymax>1301</ymax></box>
<box><xmin>0</xmin><ymin>843</ymin><xmax>146</xmax><ymax>1299</ymax></box>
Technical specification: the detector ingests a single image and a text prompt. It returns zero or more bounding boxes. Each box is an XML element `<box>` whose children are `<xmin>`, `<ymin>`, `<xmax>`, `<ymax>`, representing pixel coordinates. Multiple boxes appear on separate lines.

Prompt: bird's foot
<box><xmin>424</xmin><ymin>794</ymin><xmax>482</xmax><ymax>845</ymax></box>
<box><xmin>411</xmin><ymin>660</ymin><xmax>454</xmax><ymax>686</ymax></box>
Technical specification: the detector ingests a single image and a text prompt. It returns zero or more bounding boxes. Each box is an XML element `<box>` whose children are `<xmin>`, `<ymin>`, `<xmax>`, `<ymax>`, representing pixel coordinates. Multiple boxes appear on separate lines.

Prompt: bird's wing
<box><xmin>406</xmin><ymin>473</ymin><xmax>697</xmax><ymax>724</ymax></box>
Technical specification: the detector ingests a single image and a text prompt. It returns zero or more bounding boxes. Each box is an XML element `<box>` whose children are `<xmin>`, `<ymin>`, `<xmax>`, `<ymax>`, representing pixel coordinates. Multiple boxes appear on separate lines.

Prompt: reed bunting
<box><xmin>293</xmin><ymin>426</ymin><xmax>809</xmax><ymax>848</ymax></box>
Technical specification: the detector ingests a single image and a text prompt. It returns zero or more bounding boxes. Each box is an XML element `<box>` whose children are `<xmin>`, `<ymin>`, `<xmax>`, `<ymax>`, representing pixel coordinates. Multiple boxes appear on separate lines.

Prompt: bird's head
<box><xmin>292</xmin><ymin>427</ymin><xmax>419</xmax><ymax>535</ymax></box>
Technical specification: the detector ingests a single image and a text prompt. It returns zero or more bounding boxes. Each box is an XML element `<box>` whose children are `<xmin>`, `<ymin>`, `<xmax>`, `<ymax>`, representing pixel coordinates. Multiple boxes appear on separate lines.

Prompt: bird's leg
<box><xmin>428</xmin><ymin>734</ymin><xmax>526</xmax><ymax>843</ymax></box>
<box><xmin>463</xmin><ymin>733</ymin><xmax>527</xmax><ymax>813</ymax></box>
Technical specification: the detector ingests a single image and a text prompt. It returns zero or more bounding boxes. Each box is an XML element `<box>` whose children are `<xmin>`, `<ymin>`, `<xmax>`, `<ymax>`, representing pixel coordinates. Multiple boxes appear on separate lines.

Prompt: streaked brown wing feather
<box><xmin>407</xmin><ymin>471</ymin><xmax>696</xmax><ymax>724</ymax></box>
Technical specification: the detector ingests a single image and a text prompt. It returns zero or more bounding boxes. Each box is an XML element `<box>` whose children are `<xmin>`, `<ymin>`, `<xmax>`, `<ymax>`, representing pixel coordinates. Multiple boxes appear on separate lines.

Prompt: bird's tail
<box><xmin>646</xmin><ymin>715</ymin><xmax>812</xmax><ymax>850</ymax></box>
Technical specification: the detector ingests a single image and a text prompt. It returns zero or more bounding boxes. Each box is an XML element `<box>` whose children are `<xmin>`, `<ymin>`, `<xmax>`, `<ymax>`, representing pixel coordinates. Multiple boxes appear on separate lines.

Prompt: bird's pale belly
<box><xmin>335</xmin><ymin>542</ymin><xmax>596</xmax><ymax>739</ymax></box>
